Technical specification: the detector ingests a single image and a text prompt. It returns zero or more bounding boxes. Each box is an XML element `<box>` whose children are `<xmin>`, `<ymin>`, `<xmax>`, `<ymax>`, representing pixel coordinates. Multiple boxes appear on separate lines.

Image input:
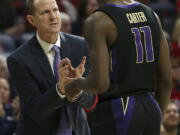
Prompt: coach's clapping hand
<box><xmin>58</xmin><ymin>57</ymin><xmax>86</xmax><ymax>101</ymax></box>
<box><xmin>65</xmin><ymin>56</ymin><xmax>86</xmax><ymax>102</ymax></box>
<box><xmin>57</xmin><ymin>58</ymin><xmax>71</xmax><ymax>95</ymax></box>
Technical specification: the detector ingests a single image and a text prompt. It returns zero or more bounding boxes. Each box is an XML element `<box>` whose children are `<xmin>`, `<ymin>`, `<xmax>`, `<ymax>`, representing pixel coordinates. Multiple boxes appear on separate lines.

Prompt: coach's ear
<box><xmin>26</xmin><ymin>15</ymin><xmax>36</xmax><ymax>27</ymax></box>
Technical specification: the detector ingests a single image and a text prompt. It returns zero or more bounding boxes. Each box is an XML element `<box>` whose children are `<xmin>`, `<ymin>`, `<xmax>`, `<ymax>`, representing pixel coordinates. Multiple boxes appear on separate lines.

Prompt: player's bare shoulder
<box><xmin>84</xmin><ymin>12</ymin><xmax>110</xmax><ymax>33</ymax></box>
<box><xmin>84</xmin><ymin>11</ymin><xmax>117</xmax><ymax>46</ymax></box>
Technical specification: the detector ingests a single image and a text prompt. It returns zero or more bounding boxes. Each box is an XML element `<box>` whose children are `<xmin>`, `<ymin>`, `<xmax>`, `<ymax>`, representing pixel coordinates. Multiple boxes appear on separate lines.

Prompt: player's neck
<box><xmin>107</xmin><ymin>0</ymin><xmax>137</xmax><ymax>5</ymax></box>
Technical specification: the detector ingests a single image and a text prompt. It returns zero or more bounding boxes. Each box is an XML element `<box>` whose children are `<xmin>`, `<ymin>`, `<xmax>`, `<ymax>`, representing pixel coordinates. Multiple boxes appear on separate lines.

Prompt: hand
<box><xmin>69</xmin><ymin>56</ymin><xmax>86</xmax><ymax>78</ymax></box>
<box><xmin>57</xmin><ymin>58</ymin><xmax>71</xmax><ymax>95</ymax></box>
<box><xmin>64</xmin><ymin>56</ymin><xmax>86</xmax><ymax>101</ymax></box>
<box><xmin>58</xmin><ymin>57</ymin><xmax>86</xmax><ymax>101</ymax></box>
<box><xmin>65</xmin><ymin>81</ymin><xmax>82</xmax><ymax>102</ymax></box>
<box><xmin>66</xmin><ymin>90</ymin><xmax>82</xmax><ymax>102</ymax></box>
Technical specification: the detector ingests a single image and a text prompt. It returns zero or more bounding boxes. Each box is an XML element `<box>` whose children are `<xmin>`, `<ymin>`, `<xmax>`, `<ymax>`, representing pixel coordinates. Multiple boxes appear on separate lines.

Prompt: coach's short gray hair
<box><xmin>26</xmin><ymin>0</ymin><xmax>36</xmax><ymax>15</ymax></box>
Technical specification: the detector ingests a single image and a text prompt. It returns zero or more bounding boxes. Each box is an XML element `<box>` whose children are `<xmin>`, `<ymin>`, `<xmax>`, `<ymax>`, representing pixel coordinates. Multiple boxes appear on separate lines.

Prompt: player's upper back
<box><xmin>95</xmin><ymin>2</ymin><xmax>161</xmax><ymax>99</ymax></box>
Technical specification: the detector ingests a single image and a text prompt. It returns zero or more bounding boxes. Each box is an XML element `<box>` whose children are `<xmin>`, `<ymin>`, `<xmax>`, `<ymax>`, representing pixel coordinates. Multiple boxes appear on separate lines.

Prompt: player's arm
<box><xmin>65</xmin><ymin>12</ymin><xmax>113</xmax><ymax>94</ymax></box>
<box><xmin>154</xmin><ymin>13</ymin><xmax>172</xmax><ymax>113</ymax></box>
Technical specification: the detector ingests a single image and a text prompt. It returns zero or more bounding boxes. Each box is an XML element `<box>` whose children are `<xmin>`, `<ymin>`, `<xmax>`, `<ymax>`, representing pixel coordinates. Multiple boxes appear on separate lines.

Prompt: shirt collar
<box><xmin>36</xmin><ymin>32</ymin><xmax>61</xmax><ymax>53</ymax></box>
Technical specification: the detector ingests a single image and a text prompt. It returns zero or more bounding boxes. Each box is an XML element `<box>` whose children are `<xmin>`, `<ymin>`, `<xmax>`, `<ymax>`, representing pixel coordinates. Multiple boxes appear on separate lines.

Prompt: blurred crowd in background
<box><xmin>0</xmin><ymin>0</ymin><xmax>180</xmax><ymax>134</ymax></box>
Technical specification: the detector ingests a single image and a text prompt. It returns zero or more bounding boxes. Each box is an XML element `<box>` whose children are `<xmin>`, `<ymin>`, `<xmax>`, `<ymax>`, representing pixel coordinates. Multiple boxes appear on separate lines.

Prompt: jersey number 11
<box><xmin>131</xmin><ymin>26</ymin><xmax>154</xmax><ymax>64</ymax></box>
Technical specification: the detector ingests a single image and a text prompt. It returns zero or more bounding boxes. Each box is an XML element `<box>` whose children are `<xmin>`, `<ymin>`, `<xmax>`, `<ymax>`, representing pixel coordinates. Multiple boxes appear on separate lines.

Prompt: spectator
<box><xmin>72</xmin><ymin>0</ymin><xmax>98</xmax><ymax>35</ymax></box>
<box><xmin>149</xmin><ymin>0</ymin><xmax>176</xmax><ymax>34</ymax></box>
<box><xmin>161</xmin><ymin>101</ymin><xmax>180</xmax><ymax>135</ymax></box>
<box><xmin>57</xmin><ymin>0</ymin><xmax>78</xmax><ymax>22</ymax></box>
<box><xmin>0</xmin><ymin>77</ymin><xmax>17</xmax><ymax>135</ymax></box>
<box><xmin>0</xmin><ymin>0</ymin><xmax>26</xmax><ymax>49</ymax></box>
<box><xmin>60</xmin><ymin>12</ymin><xmax>72</xmax><ymax>33</ymax></box>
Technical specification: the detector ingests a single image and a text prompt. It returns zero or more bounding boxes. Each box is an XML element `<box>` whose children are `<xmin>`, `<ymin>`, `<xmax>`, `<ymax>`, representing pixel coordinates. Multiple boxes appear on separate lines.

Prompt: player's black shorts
<box><xmin>87</xmin><ymin>92</ymin><xmax>162</xmax><ymax>135</ymax></box>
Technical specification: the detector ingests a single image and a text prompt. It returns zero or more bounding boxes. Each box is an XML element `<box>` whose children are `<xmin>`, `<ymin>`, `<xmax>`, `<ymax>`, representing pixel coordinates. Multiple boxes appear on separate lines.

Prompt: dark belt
<box><xmin>98</xmin><ymin>89</ymin><xmax>154</xmax><ymax>102</ymax></box>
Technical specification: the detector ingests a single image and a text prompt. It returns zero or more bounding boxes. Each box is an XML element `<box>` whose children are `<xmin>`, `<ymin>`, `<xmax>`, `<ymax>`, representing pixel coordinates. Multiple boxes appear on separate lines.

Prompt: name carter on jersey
<box><xmin>126</xmin><ymin>12</ymin><xmax>147</xmax><ymax>24</ymax></box>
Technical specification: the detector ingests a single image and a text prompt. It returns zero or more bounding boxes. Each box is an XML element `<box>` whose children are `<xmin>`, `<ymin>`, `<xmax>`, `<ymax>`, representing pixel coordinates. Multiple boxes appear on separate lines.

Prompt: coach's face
<box><xmin>27</xmin><ymin>0</ymin><xmax>61</xmax><ymax>35</ymax></box>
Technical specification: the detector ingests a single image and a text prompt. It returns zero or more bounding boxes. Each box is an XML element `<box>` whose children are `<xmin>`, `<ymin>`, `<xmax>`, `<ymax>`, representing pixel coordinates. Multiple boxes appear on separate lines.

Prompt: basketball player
<box><xmin>65</xmin><ymin>0</ymin><xmax>172</xmax><ymax>134</ymax></box>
